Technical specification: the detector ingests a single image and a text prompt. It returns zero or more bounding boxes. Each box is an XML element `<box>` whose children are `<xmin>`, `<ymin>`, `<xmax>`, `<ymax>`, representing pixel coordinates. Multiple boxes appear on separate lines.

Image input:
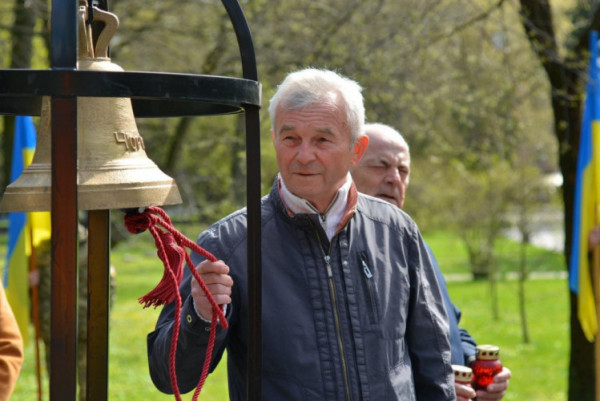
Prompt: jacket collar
<box><xmin>275</xmin><ymin>173</ymin><xmax>358</xmax><ymax>239</ymax></box>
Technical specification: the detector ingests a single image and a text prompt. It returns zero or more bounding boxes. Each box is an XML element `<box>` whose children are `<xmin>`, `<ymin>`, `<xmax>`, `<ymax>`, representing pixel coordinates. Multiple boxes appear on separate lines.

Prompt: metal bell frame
<box><xmin>0</xmin><ymin>0</ymin><xmax>262</xmax><ymax>400</ymax></box>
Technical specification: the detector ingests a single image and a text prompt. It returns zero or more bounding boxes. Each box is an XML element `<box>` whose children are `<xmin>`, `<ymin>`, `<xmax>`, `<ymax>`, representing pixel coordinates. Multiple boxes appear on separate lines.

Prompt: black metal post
<box><xmin>244</xmin><ymin>105</ymin><xmax>261</xmax><ymax>401</ymax></box>
<box><xmin>221</xmin><ymin>1</ymin><xmax>262</xmax><ymax>399</ymax></box>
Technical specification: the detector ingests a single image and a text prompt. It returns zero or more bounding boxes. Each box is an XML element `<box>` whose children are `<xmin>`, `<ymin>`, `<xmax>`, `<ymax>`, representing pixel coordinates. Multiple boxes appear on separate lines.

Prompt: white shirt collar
<box><xmin>279</xmin><ymin>173</ymin><xmax>352</xmax><ymax>240</ymax></box>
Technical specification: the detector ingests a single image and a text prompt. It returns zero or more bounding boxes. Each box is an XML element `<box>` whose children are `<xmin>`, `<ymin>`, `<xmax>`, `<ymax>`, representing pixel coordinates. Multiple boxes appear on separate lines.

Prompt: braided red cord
<box><xmin>124</xmin><ymin>206</ymin><xmax>228</xmax><ymax>401</ymax></box>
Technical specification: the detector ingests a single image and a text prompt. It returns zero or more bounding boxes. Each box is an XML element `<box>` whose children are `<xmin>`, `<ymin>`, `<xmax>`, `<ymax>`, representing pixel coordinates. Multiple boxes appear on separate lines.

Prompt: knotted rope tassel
<box><xmin>124</xmin><ymin>206</ymin><xmax>228</xmax><ymax>401</ymax></box>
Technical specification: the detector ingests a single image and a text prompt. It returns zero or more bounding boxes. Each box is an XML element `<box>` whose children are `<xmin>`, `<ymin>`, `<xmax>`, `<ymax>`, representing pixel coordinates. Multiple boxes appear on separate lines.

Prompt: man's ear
<box><xmin>352</xmin><ymin>135</ymin><xmax>369</xmax><ymax>164</ymax></box>
<box><xmin>270</xmin><ymin>129</ymin><xmax>275</xmax><ymax>144</ymax></box>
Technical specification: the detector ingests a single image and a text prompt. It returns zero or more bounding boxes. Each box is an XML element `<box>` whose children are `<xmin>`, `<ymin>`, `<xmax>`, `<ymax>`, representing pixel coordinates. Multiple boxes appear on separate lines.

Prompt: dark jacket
<box><xmin>426</xmin><ymin>246</ymin><xmax>477</xmax><ymax>366</ymax></box>
<box><xmin>147</xmin><ymin>180</ymin><xmax>455</xmax><ymax>400</ymax></box>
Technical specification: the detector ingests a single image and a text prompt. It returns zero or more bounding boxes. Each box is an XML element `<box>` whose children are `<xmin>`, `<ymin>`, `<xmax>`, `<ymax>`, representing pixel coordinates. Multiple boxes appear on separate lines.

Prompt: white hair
<box><xmin>268</xmin><ymin>68</ymin><xmax>365</xmax><ymax>144</ymax></box>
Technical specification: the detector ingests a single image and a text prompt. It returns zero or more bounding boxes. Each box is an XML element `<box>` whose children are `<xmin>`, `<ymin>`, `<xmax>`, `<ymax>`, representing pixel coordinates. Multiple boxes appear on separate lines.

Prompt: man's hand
<box><xmin>455</xmin><ymin>381</ymin><xmax>476</xmax><ymax>401</ymax></box>
<box><xmin>191</xmin><ymin>259</ymin><xmax>233</xmax><ymax>320</ymax></box>
<box><xmin>475</xmin><ymin>367</ymin><xmax>511</xmax><ymax>401</ymax></box>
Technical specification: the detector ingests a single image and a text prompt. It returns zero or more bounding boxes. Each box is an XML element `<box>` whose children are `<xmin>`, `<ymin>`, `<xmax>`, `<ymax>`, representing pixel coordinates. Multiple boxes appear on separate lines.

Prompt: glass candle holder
<box><xmin>471</xmin><ymin>344</ymin><xmax>502</xmax><ymax>390</ymax></box>
<box><xmin>452</xmin><ymin>364</ymin><xmax>473</xmax><ymax>387</ymax></box>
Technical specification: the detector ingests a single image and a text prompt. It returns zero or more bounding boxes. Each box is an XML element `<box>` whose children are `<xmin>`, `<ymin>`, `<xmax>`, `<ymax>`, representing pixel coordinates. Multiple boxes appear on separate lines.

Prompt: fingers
<box><xmin>455</xmin><ymin>382</ymin><xmax>476</xmax><ymax>401</ymax></box>
<box><xmin>492</xmin><ymin>367</ymin><xmax>512</xmax><ymax>383</ymax></box>
<box><xmin>196</xmin><ymin>259</ymin><xmax>230</xmax><ymax>275</ymax></box>
<box><xmin>191</xmin><ymin>260</ymin><xmax>234</xmax><ymax>320</ymax></box>
<box><xmin>475</xmin><ymin>368</ymin><xmax>511</xmax><ymax>401</ymax></box>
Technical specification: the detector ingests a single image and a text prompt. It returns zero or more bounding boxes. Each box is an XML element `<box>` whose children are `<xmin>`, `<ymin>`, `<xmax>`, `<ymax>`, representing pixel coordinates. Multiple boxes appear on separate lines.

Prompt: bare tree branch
<box><xmin>518</xmin><ymin>0</ymin><xmax>573</xmax><ymax>95</ymax></box>
<box><xmin>307</xmin><ymin>0</ymin><xmax>367</xmax><ymax>65</ymax></box>
<box><xmin>426</xmin><ymin>0</ymin><xmax>506</xmax><ymax>48</ymax></box>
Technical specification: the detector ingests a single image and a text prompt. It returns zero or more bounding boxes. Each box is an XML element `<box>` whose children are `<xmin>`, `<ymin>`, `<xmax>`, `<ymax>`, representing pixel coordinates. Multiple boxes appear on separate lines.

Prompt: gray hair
<box><xmin>268</xmin><ymin>68</ymin><xmax>365</xmax><ymax>145</ymax></box>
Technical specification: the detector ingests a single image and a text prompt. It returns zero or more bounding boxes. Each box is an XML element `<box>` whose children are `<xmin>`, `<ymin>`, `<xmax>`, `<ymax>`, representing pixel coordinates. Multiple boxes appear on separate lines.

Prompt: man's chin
<box><xmin>287</xmin><ymin>181</ymin><xmax>320</xmax><ymax>198</ymax></box>
<box><xmin>377</xmin><ymin>195</ymin><xmax>399</xmax><ymax>207</ymax></box>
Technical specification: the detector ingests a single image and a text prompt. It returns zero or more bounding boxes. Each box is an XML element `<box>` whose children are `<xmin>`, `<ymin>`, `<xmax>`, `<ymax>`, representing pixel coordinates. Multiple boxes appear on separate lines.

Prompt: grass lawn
<box><xmin>447</xmin><ymin>279</ymin><xmax>568</xmax><ymax>401</ymax></box>
<box><xmin>7</xmin><ymin>226</ymin><xmax>567</xmax><ymax>400</ymax></box>
<box><xmin>423</xmin><ymin>230</ymin><xmax>566</xmax><ymax>276</ymax></box>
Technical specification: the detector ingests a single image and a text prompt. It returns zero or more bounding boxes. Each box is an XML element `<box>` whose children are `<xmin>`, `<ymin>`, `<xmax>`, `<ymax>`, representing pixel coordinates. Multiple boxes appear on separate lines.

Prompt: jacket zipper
<box><xmin>359</xmin><ymin>253</ymin><xmax>378</xmax><ymax>324</ymax></box>
<box><xmin>313</xmin><ymin>222</ymin><xmax>352</xmax><ymax>401</ymax></box>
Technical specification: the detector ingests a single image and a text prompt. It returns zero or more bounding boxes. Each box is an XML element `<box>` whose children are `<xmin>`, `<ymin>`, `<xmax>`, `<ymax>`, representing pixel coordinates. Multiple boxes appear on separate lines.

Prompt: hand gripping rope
<box><xmin>124</xmin><ymin>206</ymin><xmax>228</xmax><ymax>401</ymax></box>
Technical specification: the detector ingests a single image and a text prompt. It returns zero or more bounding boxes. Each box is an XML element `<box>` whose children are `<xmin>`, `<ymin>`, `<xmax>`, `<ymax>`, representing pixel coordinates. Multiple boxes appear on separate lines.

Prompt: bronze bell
<box><xmin>0</xmin><ymin>4</ymin><xmax>181</xmax><ymax>212</ymax></box>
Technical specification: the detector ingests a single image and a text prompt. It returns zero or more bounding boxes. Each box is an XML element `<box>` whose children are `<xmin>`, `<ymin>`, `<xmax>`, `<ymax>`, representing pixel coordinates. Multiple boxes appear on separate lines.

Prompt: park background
<box><xmin>0</xmin><ymin>0</ymin><xmax>595</xmax><ymax>399</ymax></box>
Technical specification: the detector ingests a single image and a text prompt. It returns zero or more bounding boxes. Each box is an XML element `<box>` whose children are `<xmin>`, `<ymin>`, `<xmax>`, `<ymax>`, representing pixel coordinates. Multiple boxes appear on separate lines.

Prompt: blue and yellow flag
<box><xmin>569</xmin><ymin>30</ymin><xmax>600</xmax><ymax>342</ymax></box>
<box><xmin>3</xmin><ymin>116</ymin><xmax>51</xmax><ymax>345</ymax></box>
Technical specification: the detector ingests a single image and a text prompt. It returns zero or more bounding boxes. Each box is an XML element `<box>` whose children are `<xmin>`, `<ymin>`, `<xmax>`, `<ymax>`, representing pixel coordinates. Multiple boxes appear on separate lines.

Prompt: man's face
<box><xmin>351</xmin><ymin>129</ymin><xmax>410</xmax><ymax>208</ymax></box>
<box><xmin>271</xmin><ymin>98</ymin><xmax>367</xmax><ymax>213</ymax></box>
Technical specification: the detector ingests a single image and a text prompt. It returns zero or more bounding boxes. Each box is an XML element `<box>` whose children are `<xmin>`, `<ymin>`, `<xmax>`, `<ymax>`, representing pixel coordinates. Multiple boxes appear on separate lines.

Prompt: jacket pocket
<box><xmin>359</xmin><ymin>252</ymin><xmax>380</xmax><ymax>324</ymax></box>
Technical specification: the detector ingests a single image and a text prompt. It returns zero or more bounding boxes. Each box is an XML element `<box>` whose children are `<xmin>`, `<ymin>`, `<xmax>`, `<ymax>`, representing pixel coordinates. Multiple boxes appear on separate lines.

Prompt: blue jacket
<box><xmin>426</xmin><ymin>246</ymin><xmax>477</xmax><ymax>366</ymax></box>
<box><xmin>147</xmin><ymin>180</ymin><xmax>456</xmax><ymax>400</ymax></box>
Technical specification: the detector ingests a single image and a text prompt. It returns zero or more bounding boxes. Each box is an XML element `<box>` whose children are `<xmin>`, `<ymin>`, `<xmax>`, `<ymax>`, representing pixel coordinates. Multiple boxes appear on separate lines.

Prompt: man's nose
<box><xmin>385</xmin><ymin>168</ymin><xmax>402</xmax><ymax>184</ymax></box>
<box><xmin>296</xmin><ymin>142</ymin><xmax>316</xmax><ymax>163</ymax></box>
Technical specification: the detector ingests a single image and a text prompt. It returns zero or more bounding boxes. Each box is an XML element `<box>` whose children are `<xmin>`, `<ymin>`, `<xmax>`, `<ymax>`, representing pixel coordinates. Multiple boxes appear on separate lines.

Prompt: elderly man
<box><xmin>147</xmin><ymin>69</ymin><xmax>455</xmax><ymax>400</ymax></box>
<box><xmin>351</xmin><ymin>122</ymin><xmax>512</xmax><ymax>401</ymax></box>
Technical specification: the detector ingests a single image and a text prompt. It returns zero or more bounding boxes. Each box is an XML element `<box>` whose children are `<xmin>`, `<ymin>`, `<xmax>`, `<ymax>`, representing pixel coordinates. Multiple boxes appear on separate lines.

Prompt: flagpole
<box><xmin>28</xmin><ymin>225</ymin><xmax>43</xmax><ymax>401</ymax></box>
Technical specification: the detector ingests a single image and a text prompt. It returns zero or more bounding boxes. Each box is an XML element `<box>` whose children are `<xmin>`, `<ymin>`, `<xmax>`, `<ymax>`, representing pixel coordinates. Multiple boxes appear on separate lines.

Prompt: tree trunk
<box><xmin>519</xmin><ymin>229</ymin><xmax>530</xmax><ymax>344</ymax></box>
<box><xmin>570</xmin><ymin>291</ymin><xmax>595</xmax><ymax>401</ymax></box>
<box><xmin>164</xmin><ymin>116</ymin><xmax>193</xmax><ymax>173</ymax></box>
<box><xmin>230</xmin><ymin>113</ymin><xmax>246</xmax><ymax>205</ymax></box>
<box><xmin>490</xmin><ymin>263</ymin><xmax>499</xmax><ymax>320</ymax></box>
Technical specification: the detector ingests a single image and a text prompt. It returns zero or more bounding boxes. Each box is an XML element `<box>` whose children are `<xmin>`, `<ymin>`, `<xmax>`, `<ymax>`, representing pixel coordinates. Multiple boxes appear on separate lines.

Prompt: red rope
<box><xmin>124</xmin><ymin>206</ymin><xmax>228</xmax><ymax>401</ymax></box>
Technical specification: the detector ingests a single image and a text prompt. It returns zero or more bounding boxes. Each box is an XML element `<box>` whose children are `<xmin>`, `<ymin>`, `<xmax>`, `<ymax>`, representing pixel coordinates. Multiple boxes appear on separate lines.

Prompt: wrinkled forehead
<box><xmin>365</xmin><ymin>136</ymin><xmax>410</xmax><ymax>164</ymax></box>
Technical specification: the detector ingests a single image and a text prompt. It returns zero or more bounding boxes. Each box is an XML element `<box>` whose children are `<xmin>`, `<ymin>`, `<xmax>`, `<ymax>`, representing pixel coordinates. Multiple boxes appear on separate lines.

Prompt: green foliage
<box><xmin>0</xmin><ymin>0</ymin><xmax>561</xmax><ymax>229</ymax></box>
<box><xmin>106</xmin><ymin>0</ymin><xmax>556</xmax><ymax>231</ymax></box>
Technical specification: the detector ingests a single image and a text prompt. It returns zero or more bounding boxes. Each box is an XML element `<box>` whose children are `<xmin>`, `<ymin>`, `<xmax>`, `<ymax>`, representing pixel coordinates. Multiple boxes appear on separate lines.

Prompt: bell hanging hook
<box><xmin>86</xmin><ymin>0</ymin><xmax>94</xmax><ymax>25</ymax></box>
<box><xmin>78</xmin><ymin>0</ymin><xmax>119</xmax><ymax>60</ymax></box>
<box><xmin>78</xmin><ymin>2</ymin><xmax>95</xmax><ymax>58</ymax></box>
<box><xmin>86</xmin><ymin>0</ymin><xmax>103</xmax><ymax>25</ymax></box>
